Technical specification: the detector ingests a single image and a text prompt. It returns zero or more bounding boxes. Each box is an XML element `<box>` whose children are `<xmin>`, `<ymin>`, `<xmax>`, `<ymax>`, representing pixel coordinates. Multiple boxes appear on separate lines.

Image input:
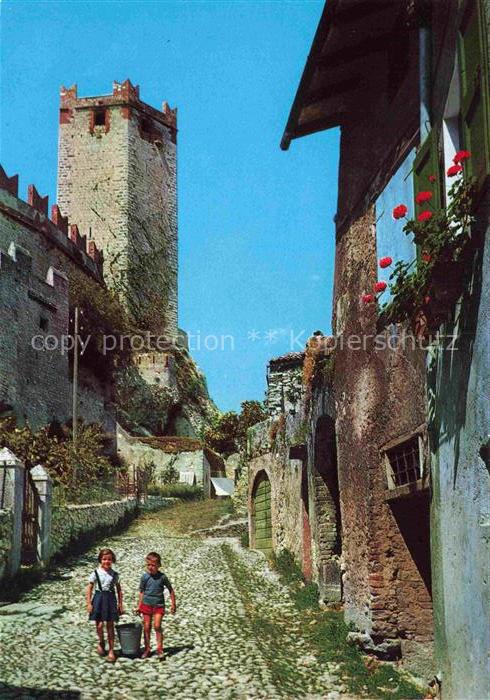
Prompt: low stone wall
<box><xmin>139</xmin><ymin>496</ymin><xmax>178</xmax><ymax>512</ymax></box>
<box><xmin>50</xmin><ymin>498</ymin><xmax>138</xmax><ymax>559</ymax></box>
<box><xmin>0</xmin><ymin>510</ymin><xmax>13</xmax><ymax>580</ymax></box>
<box><xmin>191</xmin><ymin>519</ymin><xmax>247</xmax><ymax>538</ymax></box>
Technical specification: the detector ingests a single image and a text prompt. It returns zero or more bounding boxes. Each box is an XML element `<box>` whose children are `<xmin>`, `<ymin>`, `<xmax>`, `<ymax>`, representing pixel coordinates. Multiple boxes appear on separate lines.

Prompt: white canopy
<box><xmin>210</xmin><ymin>477</ymin><xmax>234</xmax><ymax>497</ymax></box>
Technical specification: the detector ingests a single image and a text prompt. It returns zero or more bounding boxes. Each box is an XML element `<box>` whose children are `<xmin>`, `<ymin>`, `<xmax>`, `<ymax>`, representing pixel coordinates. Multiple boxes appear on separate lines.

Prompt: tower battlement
<box><xmin>57</xmin><ymin>80</ymin><xmax>178</xmax><ymax>336</ymax></box>
<box><xmin>59</xmin><ymin>80</ymin><xmax>177</xmax><ymax>134</ymax></box>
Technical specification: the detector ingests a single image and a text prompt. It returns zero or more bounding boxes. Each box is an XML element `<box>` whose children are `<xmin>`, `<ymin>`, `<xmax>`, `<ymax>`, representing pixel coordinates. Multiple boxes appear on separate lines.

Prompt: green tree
<box><xmin>204</xmin><ymin>400</ymin><xmax>267</xmax><ymax>457</ymax></box>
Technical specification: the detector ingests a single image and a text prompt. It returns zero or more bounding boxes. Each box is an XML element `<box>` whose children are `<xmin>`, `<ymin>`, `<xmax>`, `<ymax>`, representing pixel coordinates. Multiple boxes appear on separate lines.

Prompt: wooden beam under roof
<box><xmin>281</xmin><ymin>112</ymin><xmax>346</xmax><ymax>150</ymax></box>
<box><xmin>315</xmin><ymin>29</ymin><xmax>413</xmax><ymax>71</ymax></box>
<box><xmin>281</xmin><ymin>0</ymin><xmax>416</xmax><ymax>150</ymax></box>
<box><xmin>301</xmin><ymin>76</ymin><xmax>363</xmax><ymax>108</ymax></box>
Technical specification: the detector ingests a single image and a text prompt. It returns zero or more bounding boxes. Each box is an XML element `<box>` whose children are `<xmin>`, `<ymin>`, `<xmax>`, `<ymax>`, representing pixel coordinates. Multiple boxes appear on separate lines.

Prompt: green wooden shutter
<box><xmin>412</xmin><ymin>131</ymin><xmax>442</xmax><ymax>263</ymax></box>
<box><xmin>413</xmin><ymin>130</ymin><xmax>442</xmax><ymax>210</ymax></box>
<box><xmin>459</xmin><ymin>0</ymin><xmax>490</xmax><ymax>189</ymax></box>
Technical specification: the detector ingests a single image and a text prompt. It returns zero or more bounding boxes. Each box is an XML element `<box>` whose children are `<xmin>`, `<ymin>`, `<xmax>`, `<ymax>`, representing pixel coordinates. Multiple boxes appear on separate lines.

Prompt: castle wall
<box><xmin>306</xmin><ymin>379</ymin><xmax>341</xmax><ymax>604</ymax></box>
<box><xmin>0</xmin><ymin>246</ymin><xmax>70</xmax><ymax>427</ymax></box>
<box><xmin>134</xmin><ymin>352</ymin><xmax>176</xmax><ymax>388</ymax></box>
<box><xmin>57</xmin><ymin>97</ymin><xmax>130</xmax><ymax>306</ymax></box>
<box><xmin>127</xmin><ymin>113</ymin><xmax>177</xmax><ymax>335</ymax></box>
<box><xmin>0</xmin><ymin>177</ymin><xmax>112</xmax><ymax>433</ymax></box>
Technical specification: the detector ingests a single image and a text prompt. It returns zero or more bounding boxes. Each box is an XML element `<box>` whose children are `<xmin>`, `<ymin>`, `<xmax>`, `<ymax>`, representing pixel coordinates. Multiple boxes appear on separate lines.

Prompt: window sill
<box><xmin>384</xmin><ymin>477</ymin><xmax>429</xmax><ymax>502</ymax></box>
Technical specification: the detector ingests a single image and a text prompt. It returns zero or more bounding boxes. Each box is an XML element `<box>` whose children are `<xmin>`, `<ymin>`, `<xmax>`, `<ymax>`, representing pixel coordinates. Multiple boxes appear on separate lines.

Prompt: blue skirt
<box><xmin>89</xmin><ymin>591</ymin><xmax>119</xmax><ymax>622</ymax></box>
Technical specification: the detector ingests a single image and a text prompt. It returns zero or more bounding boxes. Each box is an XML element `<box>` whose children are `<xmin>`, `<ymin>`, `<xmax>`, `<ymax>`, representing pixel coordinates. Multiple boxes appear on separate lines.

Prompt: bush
<box><xmin>69</xmin><ymin>268</ymin><xmax>133</xmax><ymax>378</ymax></box>
<box><xmin>0</xmin><ymin>418</ymin><xmax>114</xmax><ymax>489</ymax></box>
<box><xmin>157</xmin><ymin>461</ymin><xmax>179</xmax><ymax>485</ymax></box>
<box><xmin>146</xmin><ymin>483</ymin><xmax>203</xmax><ymax>501</ymax></box>
<box><xmin>53</xmin><ymin>481</ymin><xmax>121</xmax><ymax>506</ymax></box>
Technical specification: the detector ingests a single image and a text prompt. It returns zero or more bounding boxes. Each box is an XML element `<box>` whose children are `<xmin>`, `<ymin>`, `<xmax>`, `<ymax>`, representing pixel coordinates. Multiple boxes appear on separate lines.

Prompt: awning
<box><xmin>210</xmin><ymin>478</ymin><xmax>234</xmax><ymax>497</ymax></box>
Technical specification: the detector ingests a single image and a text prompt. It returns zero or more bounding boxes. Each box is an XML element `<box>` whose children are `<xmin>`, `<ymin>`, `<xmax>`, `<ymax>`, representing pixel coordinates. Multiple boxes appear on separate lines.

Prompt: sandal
<box><xmin>156</xmin><ymin>647</ymin><xmax>165</xmax><ymax>658</ymax></box>
<box><xmin>96</xmin><ymin>644</ymin><xmax>106</xmax><ymax>657</ymax></box>
<box><xmin>141</xmin><ymin>648</ymin><xmax>151</xmax><ymax>659</ymax></box>
<box><xmin>106</xmin><ymin>651</ymin><xmax>116</xmax><ymax>663</ymax></box>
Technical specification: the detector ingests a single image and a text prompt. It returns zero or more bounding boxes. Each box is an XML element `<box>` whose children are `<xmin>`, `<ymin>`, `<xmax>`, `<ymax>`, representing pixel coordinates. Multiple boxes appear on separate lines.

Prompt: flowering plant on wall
<box><xmin>363</xmin><ymin>152</ymin><xmax>476</xmax><ymax>335</ymax></box>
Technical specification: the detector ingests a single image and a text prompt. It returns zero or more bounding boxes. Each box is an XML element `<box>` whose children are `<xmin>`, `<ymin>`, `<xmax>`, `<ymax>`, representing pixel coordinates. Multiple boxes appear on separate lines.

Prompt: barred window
<box><xmin>384</xmin><ymin>434</ymin><xmax>423</xmax><ymax>489</ymax></box>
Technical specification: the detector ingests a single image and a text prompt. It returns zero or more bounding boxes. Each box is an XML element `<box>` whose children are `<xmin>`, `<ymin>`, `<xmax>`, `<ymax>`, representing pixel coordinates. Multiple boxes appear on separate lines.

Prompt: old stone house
<box><xmin>117</xmin><ymin>425</ymin><xmax>226</xmax><ymax>498</ymax></box>
<box><xmin>248</xmin><ymin>343</ymin><xmax>342</xmax><ymax>603</ymax></box>
<box><xmin>273</xmin><ymin>0</ymin><xmax>489</xmax><ymax>693</ymax></box>
<box><xmin>248</xmin><ymin>352</ymin><xmax>307</xmax><ymax>560</ymax></box>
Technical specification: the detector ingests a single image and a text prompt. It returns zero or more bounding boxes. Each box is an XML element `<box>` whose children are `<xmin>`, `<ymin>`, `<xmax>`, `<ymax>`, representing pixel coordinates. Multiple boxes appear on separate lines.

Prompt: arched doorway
<box><xmin>314</xmin><ymin>415</ymin><xmax>342</xmax><ymax>601</ymax></box>
<box><xmin>252</xmin><ymin>472</ymin><xmax>272</xmax><ymax>556</ymax></box>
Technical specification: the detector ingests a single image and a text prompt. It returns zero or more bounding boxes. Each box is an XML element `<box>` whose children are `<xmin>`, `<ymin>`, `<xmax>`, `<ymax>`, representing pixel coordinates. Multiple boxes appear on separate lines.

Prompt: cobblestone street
<box><xmin>0</xmin><ymin>508</ymin><xmax>347</xmax><ymax>700</ymax></box>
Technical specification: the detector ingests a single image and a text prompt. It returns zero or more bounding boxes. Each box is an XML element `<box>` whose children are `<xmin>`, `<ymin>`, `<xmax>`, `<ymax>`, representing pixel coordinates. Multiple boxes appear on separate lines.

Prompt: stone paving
<box><xmin>0</xmin><ymin>509</ymin><xmax>349</xmax><ymax>700</ymax></box>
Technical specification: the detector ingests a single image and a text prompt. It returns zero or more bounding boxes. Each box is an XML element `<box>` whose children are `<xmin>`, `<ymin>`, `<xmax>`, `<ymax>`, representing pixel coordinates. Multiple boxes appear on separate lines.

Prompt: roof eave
<box><xmin>280</xmin><ymin>0</ymin><xmax>339</xmax><ymax>150</ymax></box>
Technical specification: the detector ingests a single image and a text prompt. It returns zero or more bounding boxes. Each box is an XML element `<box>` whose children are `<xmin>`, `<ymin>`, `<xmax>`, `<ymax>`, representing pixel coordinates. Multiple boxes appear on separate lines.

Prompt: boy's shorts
<box><xmin>139</xmin><ymin>603</ymin><xmax>165</xmax><ymax>615</ymax></box>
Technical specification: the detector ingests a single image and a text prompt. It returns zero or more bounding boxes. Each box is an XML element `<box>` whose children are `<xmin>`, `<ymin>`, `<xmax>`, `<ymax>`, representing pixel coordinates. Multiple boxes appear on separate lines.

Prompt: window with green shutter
<box><xmin>412</xmin><ymin>131</ymin><xmax>443</xmax><ymax>262</ymax></box>
<box><xmin>413</xmin><ymin>130</ymin><xmax>443</xmax><ymax>211</ymax></box>
<box><xmin>459</xmin><ymin>0</ymin><xmax>490</xmax><ymax>190</ymax></box>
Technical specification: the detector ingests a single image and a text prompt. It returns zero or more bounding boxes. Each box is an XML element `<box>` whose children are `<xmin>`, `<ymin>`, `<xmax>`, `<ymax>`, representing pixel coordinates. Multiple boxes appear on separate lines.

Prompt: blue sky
<box><xmin>0</xmin><ymin>0</ymin><xmax>339</xmax><ymax>412</ymax></box>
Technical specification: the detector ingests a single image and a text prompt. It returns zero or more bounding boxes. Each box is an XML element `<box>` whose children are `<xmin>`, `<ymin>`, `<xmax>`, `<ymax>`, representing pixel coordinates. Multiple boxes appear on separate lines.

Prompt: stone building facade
<box><xmin>57</xmin><ymin>80</ymin><xmax>178</xmax><ymax>337</ymax></box>
<box><xmin>247</xmin><ymin>346</ymin><xmax>341</xmax><ymax>600</ymax></box>
<box><xmin>117</xmin><ymin>424</ymin><xmax>225</xmax><ymax>498</ymax></box>
<box><xmin>248</xmin><ymin>353</ymin><xmax>307</xmax><ymax>564</ymax></box>
<box><xmin>278</xmin><ymin>0</ymin><xmax>489</xmax><ymax>693</ymax></box>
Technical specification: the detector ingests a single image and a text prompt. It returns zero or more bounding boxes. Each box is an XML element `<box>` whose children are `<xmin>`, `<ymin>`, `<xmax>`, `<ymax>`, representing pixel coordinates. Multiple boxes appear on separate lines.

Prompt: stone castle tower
<box><xmin>57</xmin><ymin>79</ymin><xmax>178</xmax><ymax>337</ymax></box>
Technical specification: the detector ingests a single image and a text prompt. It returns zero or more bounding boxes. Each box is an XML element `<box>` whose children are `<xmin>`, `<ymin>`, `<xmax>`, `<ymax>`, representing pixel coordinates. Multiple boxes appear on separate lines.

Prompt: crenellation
<box><xmin>0</xmin><ymin>166</ymin><xmax>19</xmax><ymax>197</ymax></box>
<box><xmin>0</xmin><ymin>176</ymin><xmax>102</xmax><ymax>281</ymax></box>
<box><xmin>27</xmin><ymin>184</ymin><xmax>49</xmax><ymax>216</ymax></box>
<box><xmin>50</xmin><ymin>204</ymin><xmax>68</xmax><ymax>235</ymax></box>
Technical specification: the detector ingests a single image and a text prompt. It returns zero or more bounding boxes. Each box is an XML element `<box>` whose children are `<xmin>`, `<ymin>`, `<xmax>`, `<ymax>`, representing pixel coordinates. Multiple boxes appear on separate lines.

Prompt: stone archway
<box><xmin>313</xmin><ymin>415</ymin><xmax>342</xmax><ymax>601</ymax></box>
<box><xmin>301</xmin><ymin>461</ymin><xmax>313</xmax><ymax>580</ymax></box>
<box><xmin>251</xmin><ymin>471</ymin><xmax>272</xmax><ymax>556</ymax></box>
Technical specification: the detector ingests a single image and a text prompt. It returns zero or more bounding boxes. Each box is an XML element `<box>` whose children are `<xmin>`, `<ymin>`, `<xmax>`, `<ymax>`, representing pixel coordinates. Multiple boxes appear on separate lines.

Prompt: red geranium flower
<box><xmin>374</xmin><ymin>281</ymin><xmax>387</xmax><ymax>293</ymax></box>
<box><xmin>379</xmin><ymin>256</ymin><xmax>393</xmax><ymax>268</ymax></box>
<box><xmin>447</xmin><ymin>164</ymin><xmax>463</xmax><ymax>177</ymax></box>
<box><xmin>362</xmin><ymin>294</ymin><xmax>374</xmax><ymax>304</ymax></box>
<box><xmin>428</xmin><ymin>175</ymin><xmax>437</xmax><ymax>182</ymax></box>
<box><xmin>392</xmin><ymin>204</ymin><xmax>408</xmax><ymax>220</ymax></box>
<box><xmin>418</xmin><ymin>211</ymin><xmax>433</xmax><ymax>222</ymax></box>
<box><xmin>421</xmin><ymin>251</ymin><xmax>432</xmax><ymax>263</ymax></box>
<box><xmin>415</xmin><ymin>191</ymin><xmax>433</xmax><ymax>204</ymax></box>
<box><xmin>453</xmin><ymin>150</ymin><xmax>471</xmax><ymax>164</ymax></box>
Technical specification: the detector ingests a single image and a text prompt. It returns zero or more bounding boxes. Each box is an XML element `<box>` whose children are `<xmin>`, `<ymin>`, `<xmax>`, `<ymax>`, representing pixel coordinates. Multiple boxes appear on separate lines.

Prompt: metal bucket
<box><xmin>116</xmin><ymin>621</ymin><xmax>142</xmax><ymax>657</ymax></box>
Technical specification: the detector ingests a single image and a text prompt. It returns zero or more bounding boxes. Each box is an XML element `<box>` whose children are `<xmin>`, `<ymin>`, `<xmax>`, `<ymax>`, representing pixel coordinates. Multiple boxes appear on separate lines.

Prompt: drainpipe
<box><xmin>419</xmin><ymin>24</ymin><xmax>432</xmax><ymax>140</ymax></box>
